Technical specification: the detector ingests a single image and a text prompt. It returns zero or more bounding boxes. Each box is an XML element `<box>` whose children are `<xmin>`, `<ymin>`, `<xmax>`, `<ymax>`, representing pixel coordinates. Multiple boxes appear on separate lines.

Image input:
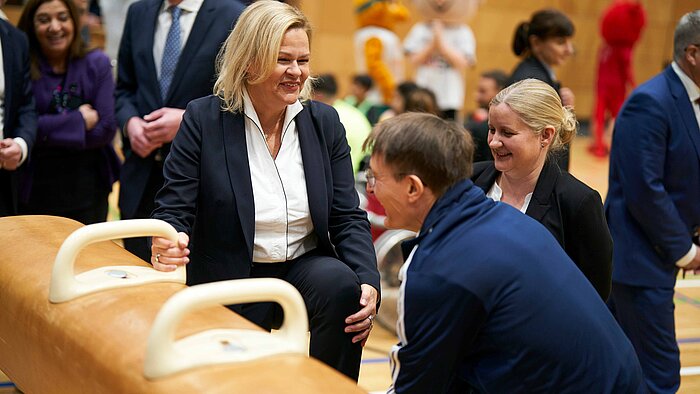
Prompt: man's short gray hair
<box><xmin>674</xmin><ymin>10</ymin><xmax>700</xmax><ymax>62</ymax></box>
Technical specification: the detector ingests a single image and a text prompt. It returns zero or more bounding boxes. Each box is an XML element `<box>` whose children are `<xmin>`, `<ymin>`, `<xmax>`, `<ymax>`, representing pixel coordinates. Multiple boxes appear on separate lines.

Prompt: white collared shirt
<box><xmin>671</xmin><ymin>61</ymin><xmax>700</xmax><ymax>267</ymax></box>
<box><xmin>153</xmin><ymin>0</ymin><xmax>202</xmax><ymax>79</ymax></box>
<box><xmin>486</xmin><ymin>181</ymin><xmax>532</xmax><ymax>213</ymax></box>
<box><xmin>243</xmin><ymin>91</ymin><xmax>317</xmax><ymax>263</ymax></box>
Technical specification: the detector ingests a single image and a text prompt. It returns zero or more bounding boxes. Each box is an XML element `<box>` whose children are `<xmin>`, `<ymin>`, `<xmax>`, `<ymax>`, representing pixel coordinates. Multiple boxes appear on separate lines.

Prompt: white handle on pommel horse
<box><xmin>49</xmin><ymin>219</ymin><xmax>186</xmax><ymax>303</ymax></box>
<box><xmin>144</xmin><ymin>278</ymin><xmax>309</xmax><ymax>379</ymax></box>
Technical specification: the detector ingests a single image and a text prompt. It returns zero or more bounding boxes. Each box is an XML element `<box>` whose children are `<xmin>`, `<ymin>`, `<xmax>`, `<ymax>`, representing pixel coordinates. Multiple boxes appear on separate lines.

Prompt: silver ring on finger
<box><xmin>155</xmin><ymin>253</ymin><xmax>161</xmax><ymax>264</ymax></box>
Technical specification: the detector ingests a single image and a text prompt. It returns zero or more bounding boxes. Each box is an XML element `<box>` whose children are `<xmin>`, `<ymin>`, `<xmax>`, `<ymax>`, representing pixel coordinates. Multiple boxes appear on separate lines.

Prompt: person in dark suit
<box><xmin>0</xmin><ymin>18</ymin><xmax>37</xmax><ymax>216</ymax></box>
<box><xmin>464</xmin><ymin>69</ymin><xmax>507</xmax><ymax>162</ymax></box>
<box><xmin>150</xmin><ymin>1</ymin><xmax>380</xmax><ymax>381</ymax></box>
<box><xmin>605</xmin><ymin>11</ymin><xmax>700</xmax><ymax>393</ymax></box>
<box><xmin>508</xmin><ymin>8</ymin><xmax>575</xmax><ymax>171</ymax></box>
<box><xmin>471</xmin><ymin>78</ymin><xmax>612</xmax><ymax>300</ymax></box>
<box><xmin>17</xmin><ymin>0</ymin><xmax>118</xmax><ymax>224</ymax></box>
<box><xmin>115</xmin><ymin>0</ymin><xmax>245</xmax><ymax>260</ymax></box>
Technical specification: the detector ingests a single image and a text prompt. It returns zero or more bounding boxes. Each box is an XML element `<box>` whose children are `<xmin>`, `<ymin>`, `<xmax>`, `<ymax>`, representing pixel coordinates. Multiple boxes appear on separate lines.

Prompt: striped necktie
<box><xmin>159</xmin><ymin>6</ymin><xmax>182</xmax><ymax>101</ymax></box>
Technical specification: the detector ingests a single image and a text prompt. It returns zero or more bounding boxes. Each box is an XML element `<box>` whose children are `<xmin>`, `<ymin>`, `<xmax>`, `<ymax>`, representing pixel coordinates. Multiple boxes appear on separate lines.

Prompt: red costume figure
<box><xmin>589</xmin><ymin>0</ymin><xmax>646</xmax><ymax>157</ymax></box>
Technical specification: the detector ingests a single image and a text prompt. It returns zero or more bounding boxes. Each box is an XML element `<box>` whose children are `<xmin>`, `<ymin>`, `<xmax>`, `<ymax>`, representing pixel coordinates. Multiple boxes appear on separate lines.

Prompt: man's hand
<box><xmin>126</xmin><ymin>116</ymin><xmax>161</xmax><ymax>158</ymax></box>
<box><xmin>560</xmin><ymin>87</ymin><xmax>575</xmax><ymax>108</ymax></box>
<box><xmin>683</xmin><ymin>247</ymin><xmax>700</xmax><ymax>275</ymax></box>
<box><xmin>0</xmin><ymin>139</ymin><xmax>23</xmax><ymax>170</ymax></box>
<box><xmin>344</xmin><ymin>284</ymin><xmax>379</xmax><ymax>347</ymax></box>
<box><xmin>142</xmin><ymin>107</ymin><xmax>185</xmax><ymax>145</ymax></box>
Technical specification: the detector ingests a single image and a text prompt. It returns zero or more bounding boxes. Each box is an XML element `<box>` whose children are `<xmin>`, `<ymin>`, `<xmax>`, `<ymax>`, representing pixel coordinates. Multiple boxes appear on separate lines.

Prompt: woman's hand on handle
<box><xmin>151</xmin><ymin>232</ymin><xmax>190</xmax><ymax>272</ymax></box>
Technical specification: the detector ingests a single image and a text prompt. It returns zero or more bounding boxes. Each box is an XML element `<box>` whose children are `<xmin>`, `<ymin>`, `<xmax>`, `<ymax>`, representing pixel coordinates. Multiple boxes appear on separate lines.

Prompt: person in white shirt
<box><xmin>150</xmin><ymin>1</ymin><xmax>380</xmax><ymax>381</ymax></box>
<box><xmin>605</xmin><ymin>10</ymin><xmax>700</xmax><ymax>393</ymax></box>
<box><xmin>115</xmin><ymin>0</ymin><xmax>244</xmax><ymax>261</ymax></box>
<box><xmin>0</xmin><ymin>16</ymin><xmax>36</xmax><ymax>216</ymax></box>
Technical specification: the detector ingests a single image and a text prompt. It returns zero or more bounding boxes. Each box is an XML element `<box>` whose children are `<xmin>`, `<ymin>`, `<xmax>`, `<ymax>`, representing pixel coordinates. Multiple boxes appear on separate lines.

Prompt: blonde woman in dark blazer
<box><xmin>149</xmin><ymin>1</ymin><xmax>379</xmax><ymax>380</ymax></box>
<box><xmin>472</xmin><ymin>79</ymin><xmax>612</xmax><ymax>300</ymax></box>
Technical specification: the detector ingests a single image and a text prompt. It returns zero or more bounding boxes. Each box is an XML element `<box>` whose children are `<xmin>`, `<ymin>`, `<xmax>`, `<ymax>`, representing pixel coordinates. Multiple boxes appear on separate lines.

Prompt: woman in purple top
<box><xmin>17</xmin><ymin>0</ymin><xmax>118</xmax><ymax>224</ymax></box>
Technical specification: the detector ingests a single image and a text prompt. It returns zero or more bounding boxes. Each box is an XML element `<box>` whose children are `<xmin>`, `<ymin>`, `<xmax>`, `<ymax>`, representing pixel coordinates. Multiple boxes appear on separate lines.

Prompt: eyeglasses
<box><xmin>364</xmin><ymin>167</ymin><xmax>422</xmax><ymax>188</ymax></box>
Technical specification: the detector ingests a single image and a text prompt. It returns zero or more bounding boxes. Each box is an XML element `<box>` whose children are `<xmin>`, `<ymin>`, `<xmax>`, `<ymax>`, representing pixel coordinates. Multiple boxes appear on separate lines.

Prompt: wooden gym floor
<box><xmin>2</xmin><ymin>135</ymin><xmax>700</xmax><ymax>393</ymax></box>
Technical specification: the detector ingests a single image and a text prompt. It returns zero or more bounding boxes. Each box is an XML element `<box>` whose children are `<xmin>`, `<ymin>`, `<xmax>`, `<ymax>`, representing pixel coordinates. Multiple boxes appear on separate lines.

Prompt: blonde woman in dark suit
<box><xmin>150</xmin><ymin>1</ymin><xmax>379</xmax><ymax>380</ymax></box>
<box><xmin>472</xmin><ymin>78</ymin><xmax>612</xmax><ymax>300</ymax></box>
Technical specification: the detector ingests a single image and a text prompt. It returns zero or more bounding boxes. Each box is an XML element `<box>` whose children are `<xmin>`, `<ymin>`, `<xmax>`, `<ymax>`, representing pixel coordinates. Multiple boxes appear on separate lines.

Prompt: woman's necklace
<box><xmin>263</xmin><ymin>111</ymin><xmax>286</xmax><ymax>158</ymax></box>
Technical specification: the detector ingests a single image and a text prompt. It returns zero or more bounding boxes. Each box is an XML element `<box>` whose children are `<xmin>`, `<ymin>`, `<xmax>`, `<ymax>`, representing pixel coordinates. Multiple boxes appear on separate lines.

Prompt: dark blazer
<box><xmin>115</xmin><ymin>0</ymin><xmax>244</xmax><ymax>219</ymax></box>
<box><xmin>606</xmin><ymin>66</ymin><xmax>700</xmax><ymax>289</ymax></box>
<box><xmin>463</xmin><ymin>118</ymin><xmax>492</xmax><ymax>163</ymax></box>
<box><xmin>152</xmin><ymin>96</ymin><xmax>380</xmax><ymax>294</ymax></box>
<box><xmin>472</xmin><ymin>160</ymin><xmax>613</xmax><ymax>299</ymax></box>
<box><xmin>508</xmin><ymin>55</ymin><xmax>560</xmax><ymax>92</ymax></box>
<box><xmin>0</xmin><ymin>19</ymin><xmax>37</xmax><ymax>214</ymax></box>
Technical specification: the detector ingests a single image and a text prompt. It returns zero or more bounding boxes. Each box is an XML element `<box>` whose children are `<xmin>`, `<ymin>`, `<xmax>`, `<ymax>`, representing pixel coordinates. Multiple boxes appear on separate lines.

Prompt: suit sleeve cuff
<box><xmin>676</xmin><ymin>244</ymin><xmax>698</xmax><ymax>268</ymax></box>
<box><xmin>14</xmin><ymin>137</ymin><xmax>28</xmax><ymax>165</ymax></box>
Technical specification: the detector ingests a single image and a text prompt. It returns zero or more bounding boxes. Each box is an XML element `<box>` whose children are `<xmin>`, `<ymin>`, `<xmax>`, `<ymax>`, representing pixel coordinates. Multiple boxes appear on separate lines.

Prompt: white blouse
<box><xmin>243</xmin><ymin>91</ymin><xmax>317</xmax><ymax>263</ymax></box>
<box><xmin>486</xmin><ymin>181</ymin><xmax>533</xmax><ymax>213</ymax></box>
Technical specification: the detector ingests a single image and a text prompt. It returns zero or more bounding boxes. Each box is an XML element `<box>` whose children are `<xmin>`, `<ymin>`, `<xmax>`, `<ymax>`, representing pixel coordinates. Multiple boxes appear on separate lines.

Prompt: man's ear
<box><xmin>406</xmin><ymin>174</ymin><xmax>425</xmax><ymax>203</ymax></box>
<box><xmin>687</xmin><ymin>45</ymin><xmax>699</xmax><ymax>67</ymax></box>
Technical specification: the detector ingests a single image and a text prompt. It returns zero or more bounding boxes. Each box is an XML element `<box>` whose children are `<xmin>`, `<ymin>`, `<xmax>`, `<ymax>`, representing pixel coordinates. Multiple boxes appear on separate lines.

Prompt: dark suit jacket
<box><xmin>0</xmin><ymin>19</ymin><xmax>37</xmax><ymax>214</ymax></box>
<box><xmin>472</xmin><ymin>160</ymin><xmax>613</xmax><ymax>299</ymax></box>
<box><xmin>152</xmin><ymin>96</ymin><xmax>380</xmax><ymax>294</ymax></box>
<box><xmin>606</xmin><ymin>66</ymin><xmax>700</xmax><ymax>289</ymax></box>
<box><xmin>508</xmin><ymin>55</ymin><xmax>560</xmax><ymax>92</ymax></box>
<box><xmin>115</xmin><ymin>0</ymin><xmax>244</xmax><ymax>218</ymax></box>
<box><xmin>464</xmin><ymin>118</ymin><xmax>492</xmax><ymax>163</ymax></box>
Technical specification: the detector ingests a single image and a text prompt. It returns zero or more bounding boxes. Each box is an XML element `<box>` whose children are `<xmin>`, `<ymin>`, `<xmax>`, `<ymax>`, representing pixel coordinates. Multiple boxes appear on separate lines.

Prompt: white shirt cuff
<box><xmin>13</xmin><ymin>137</ymin><xmax>28</xmax><ymax>166</ymax></box>
<box><xmin>676</xmin><ymin>244</ymin><xmax>698</xmax><ymax>268</ymax></box>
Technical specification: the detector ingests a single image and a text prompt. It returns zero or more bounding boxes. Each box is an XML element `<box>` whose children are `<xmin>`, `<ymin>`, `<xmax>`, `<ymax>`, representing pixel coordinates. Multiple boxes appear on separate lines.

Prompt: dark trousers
<box><xmin>609</xmin><ymin>283</ymin><xmax>679</xmax><ymax>394</ymax></box>
<box><xmin>0</xmin><ymin>171</ymin><xmax>14</xmax><ymax>216</ymax></box>
<box><xmin>19</xmin><ymin>192</ymin><xmax>109</xmax><ymax>225</ymax></box>
<box><xmin>123</xmin><ymin>163</ymin><xmax>163</xmax><ymax>262</ymax></box>
<box><xmin>242</xmin><ymin>250</ymin><xmax>363</xmax><ymax>380</ymax></box>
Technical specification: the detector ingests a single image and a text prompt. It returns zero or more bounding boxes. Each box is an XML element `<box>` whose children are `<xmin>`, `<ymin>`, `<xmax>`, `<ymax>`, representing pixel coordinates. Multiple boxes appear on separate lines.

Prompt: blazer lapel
<box><xmin>666</xmin><ymin>67</ymin><xmax>700</xmax><ymax>161</ymax></box>
<box><xmin>167</xmin><ymin>0</ymin><xmax>216</xmax><ymax>102</ymax></box>
<box><xmin>296</xmin><ymin>106</ymin><xmax>329</xmax><ymax>238</ymax></box>
<box><xmin>526</xmin><ymin>160</ymin><xmax>557</xmax><ymax>221</ymax></box>
<box><xmin>222</xmin><ymin>111</ymin><xmax>255</xmax><ymax>258</ymax></box>
<box><xmin>142</xmin><ymin>0</ymin><xmax>161</xmax><ymax>103</ymax></box>
<box><xmin>472</xmin><ymin>162</ymin><xmax>499</xmax><ymax>192</ymax></box>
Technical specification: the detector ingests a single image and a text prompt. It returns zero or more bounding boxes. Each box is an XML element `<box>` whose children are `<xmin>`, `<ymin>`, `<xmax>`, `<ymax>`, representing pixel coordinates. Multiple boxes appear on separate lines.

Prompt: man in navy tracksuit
<box><xmin>364</xmin><ymin>112</ymin><xmax>644</xmax><ymax>393</ymax></box>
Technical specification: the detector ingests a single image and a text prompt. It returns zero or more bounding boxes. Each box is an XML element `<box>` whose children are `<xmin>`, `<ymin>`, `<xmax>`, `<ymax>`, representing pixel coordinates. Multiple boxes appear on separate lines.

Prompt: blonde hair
<box><xmin>490</xmin><ymin>79</ymin><xmax>577</xmax><ymax>154</ymax></box>
<box><xmin>214</xmin><ymin>1</ymin><xmax>313</xmax><ymax>113</ymax></box>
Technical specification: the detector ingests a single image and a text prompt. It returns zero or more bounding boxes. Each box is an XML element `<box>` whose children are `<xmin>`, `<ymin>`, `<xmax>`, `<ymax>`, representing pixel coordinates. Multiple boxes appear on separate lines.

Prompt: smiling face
<box><xmin>487</xmin><ymin>103</ymin><xmax>548</xmax><ymax>178</ymax></box>
<box><xmin>531</xmin><ymin>35</ymin><xmax>574</xmax><ymax>67</ymax></box>
<box><xmin>33</xmin><ymin>0</ymin><xmax>75</xmax><ymax>60</ymax></box>
<box><xmin>247</xmin><ymin>28</ymin><xmax>310</xmax><ymax>114</ymax></box>
<box><xmin>367</xmin><ymin>155</ymin><xmax>416</xmax><ymax>231</ymax></box>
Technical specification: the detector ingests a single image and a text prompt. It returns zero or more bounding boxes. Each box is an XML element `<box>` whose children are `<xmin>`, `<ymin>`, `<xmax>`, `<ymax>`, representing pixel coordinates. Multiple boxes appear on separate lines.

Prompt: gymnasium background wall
<box><xmin>302</xmin><ymin>0</ymin><xmax>698</xmax><ymax>119</ymax></box>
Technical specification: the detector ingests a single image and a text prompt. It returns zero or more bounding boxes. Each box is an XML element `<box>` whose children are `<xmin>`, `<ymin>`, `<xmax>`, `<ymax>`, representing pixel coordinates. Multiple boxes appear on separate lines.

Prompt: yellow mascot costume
<box><xmin>354</xmin><ymin>0</ymin><xmax>409</xmax><ymax>104</ymax></box>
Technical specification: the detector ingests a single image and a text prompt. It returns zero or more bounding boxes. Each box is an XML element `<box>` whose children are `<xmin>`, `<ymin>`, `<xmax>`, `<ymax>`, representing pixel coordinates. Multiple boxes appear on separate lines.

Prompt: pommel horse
<box><xmin>0</xmin><ymin>216</ymin><xmax>364</xmax><ymax>393</ymax></box>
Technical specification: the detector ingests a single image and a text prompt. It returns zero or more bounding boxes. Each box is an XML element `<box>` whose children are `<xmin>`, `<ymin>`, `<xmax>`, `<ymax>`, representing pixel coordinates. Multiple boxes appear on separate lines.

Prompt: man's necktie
<box><xmin>159</xmin><ymin>6</ymin><xmax>182</xmax><ymax>101</ymax></box>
